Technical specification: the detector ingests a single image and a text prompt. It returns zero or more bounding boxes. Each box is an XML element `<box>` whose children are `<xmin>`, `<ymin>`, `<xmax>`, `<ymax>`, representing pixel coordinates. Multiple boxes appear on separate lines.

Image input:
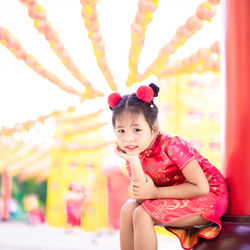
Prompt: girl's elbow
<box><xmin>200</xmin><ymin>185</ymin><xmax>210</xmax><ymax>196</ymax></box>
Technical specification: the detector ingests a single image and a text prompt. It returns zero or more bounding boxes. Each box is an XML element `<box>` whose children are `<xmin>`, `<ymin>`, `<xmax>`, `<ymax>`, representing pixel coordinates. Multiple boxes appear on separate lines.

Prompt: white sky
<box><xmin>0</xmin><ymin>0</ymin><xmax>221</xmax><ymax>128</ymax></box>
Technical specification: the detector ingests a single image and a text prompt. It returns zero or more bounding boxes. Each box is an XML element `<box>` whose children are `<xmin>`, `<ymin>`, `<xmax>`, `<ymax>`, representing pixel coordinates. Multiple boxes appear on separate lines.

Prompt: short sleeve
<box><xmin>126</xmin><ymin>161</ymin><xmax>132</xmax><ymax>178</ymax></box>
<box><xmin>165</xmin><ymin>136</ymin><xmax>195</xmax><ymax>170</ymax></box>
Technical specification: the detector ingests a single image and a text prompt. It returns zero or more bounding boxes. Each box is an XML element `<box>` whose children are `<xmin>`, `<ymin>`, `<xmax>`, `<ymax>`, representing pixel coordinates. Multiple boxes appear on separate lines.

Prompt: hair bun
<box><xmin>136</xmin><ymin>86</ymin><xmax>154</xmax><ymax>103</ymax></box>
<box><xmin>108</xmin><ymin>92</ymin><xmax>122</xmax><ymax>109</ymax></box>
<box><xmin>149</xmin><ymin>83</ymin><xmax>160</xmax><ymax>97</ymax></box>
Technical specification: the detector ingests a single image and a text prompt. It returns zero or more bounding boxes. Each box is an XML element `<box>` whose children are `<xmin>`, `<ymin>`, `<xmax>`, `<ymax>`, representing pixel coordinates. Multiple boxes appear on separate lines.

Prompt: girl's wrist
<box><xmin>128</xmin><ymin>156</ymin><xmax>141</xmax><ymax>165</ymax></box>
<box><xmin>153</xmin><ymin>187</ymin><xmax>159</xmax><ymax>199</ymax></box>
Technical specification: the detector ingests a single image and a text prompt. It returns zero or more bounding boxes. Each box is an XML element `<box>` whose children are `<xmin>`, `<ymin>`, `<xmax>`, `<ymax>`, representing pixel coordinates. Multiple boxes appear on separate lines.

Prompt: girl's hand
<box><xmin>132</xmin><ymin>175</ymin><xmax>157</xmax><ymax>200</ymax></box>
<box><xmin>114</xmin><ymin>143</ymin><xmax>140</xmax><ymax>162</ymax></box>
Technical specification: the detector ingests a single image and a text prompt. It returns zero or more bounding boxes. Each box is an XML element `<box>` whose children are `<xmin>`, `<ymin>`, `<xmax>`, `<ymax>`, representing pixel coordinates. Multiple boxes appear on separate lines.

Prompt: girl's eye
<box><xmin>118</xmin><ymin>129</ymin><xmax>125</xmax><ymax>133</ymax></box>
<box><xmin>134</xmin><ymin>128</ymin><xmax>141</xmax><ymax>133</ymax></box>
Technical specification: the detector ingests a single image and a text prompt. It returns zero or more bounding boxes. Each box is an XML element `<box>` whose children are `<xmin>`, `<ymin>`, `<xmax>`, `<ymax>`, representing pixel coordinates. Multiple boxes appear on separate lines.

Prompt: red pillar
<box><xmin>1</xmin><ymin>171</ymin><xmax>12</xmax><ymax>220</ymax></box>
<box><xmin>222</xmin><ymin>0</ymin><xmax>250</xmax><ymax>215</ymax></box>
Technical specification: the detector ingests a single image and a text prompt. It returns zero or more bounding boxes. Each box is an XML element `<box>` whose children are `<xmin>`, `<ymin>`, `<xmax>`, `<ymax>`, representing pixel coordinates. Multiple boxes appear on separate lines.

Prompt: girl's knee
<box><xmin>133</xmin><ymin>206</ymin><xmax>153</xmax><ymax>226</ymax></box>
<box><xmin>120</xmin><ymin>200</ymin><xmax>139</xmax><ymax>218</ymax></box>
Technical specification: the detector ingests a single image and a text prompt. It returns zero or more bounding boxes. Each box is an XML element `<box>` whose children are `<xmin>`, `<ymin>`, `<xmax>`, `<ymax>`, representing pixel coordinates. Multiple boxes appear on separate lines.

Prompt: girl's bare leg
<box><xmin>133</xmin><ymin>206</ymin><xmax>157</xmax><ymax>250</ymax></box>
<box><xmin>120</xmin><ymin>200</ymin><xmax>140</xmax><ymax>250</ymax></box>
<box><xmin>165</xmin><ymin>215</ymin><xmax>210</xmax><ymax>228</ymax></box>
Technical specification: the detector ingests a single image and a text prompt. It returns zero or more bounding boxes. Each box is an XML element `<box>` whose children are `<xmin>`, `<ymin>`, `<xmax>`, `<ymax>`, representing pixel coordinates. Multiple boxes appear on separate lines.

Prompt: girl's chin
<box><xmin>125</xmin><ymin>150</ymin><xmax>140</xmax><ymax>155</ymax></box>
<box><xmin>126</xmin><ymin>152</ymin><xmax>138</xmax><ymax>155</ymax></box>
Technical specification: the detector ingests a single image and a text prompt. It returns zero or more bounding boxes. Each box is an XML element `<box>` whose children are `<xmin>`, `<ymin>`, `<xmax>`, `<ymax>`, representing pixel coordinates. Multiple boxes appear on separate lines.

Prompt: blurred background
<box><xmin>0</xmin><ymin>0</ymin><xmax>221</xmax><ymax>249</ymax></box>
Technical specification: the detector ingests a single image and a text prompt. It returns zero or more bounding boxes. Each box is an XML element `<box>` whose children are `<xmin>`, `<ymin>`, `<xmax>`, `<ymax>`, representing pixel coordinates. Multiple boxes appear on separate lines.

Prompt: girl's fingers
<box><xmin>132</xmin><ymin>191</ymin><xmax>138</xmax><ymax>196</ymax></box>
<box><xmin>114</xmin><ymin>146</ymin><xmax>124</xmax><ymax>156</ymax></box>
<box><xmin>115</xmin><ymin>144</ymin><xmax>126</xmax><ymax>155</ymax></box>
<box><xmin>115</xmin><ymin>145</ymin><xmax>121</xmax><ymax>153</ymax></box>
<box><xmin>132</xmin><ymin>185</ymin><xmax>138</xmax><ymax>191</ymax></box>
<box><xmin>132</xmin><ymin>181</ymin><xmax>140</xmax><ymax>186</ymax></box>
<box><xmin>115</xmin><ymin>143</ymin><xmax>121</xmax><ymax>151</ymax></box>
<box><xmin>132</xmin><ymin>187</ymin><xmax>141</xmax><ymax>194</ymax></box>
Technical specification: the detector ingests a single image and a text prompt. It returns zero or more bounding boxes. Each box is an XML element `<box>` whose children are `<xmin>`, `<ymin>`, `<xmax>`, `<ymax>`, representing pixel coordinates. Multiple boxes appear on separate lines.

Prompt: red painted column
<box><xmin>1</xmin><ymin>171</ymin><xmax>12</xmax><ymax>220</ymax></box>
<box><xmin>222</xmin><ymin>0</ymin><xmax>250</xmax><ymax>215</ymax></box>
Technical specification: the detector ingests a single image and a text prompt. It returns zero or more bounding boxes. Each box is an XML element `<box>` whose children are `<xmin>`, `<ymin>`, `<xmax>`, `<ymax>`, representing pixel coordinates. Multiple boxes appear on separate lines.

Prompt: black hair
<box><xmin>111</xmin><ymin>83</ymin><xmax>160</xmax><ymax>130</ymax></box>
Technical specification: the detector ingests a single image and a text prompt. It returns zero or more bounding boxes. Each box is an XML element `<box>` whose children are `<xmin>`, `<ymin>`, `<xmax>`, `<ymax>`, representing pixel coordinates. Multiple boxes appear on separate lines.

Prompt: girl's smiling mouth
<box><xmin>125</xmin><ymin>145</ymin><xmax>138</xmax><ymax>151</ymax></box>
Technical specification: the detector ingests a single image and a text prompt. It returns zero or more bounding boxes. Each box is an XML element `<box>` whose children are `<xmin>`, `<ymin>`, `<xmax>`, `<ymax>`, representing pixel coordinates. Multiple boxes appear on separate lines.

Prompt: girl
<box><xmin>107</xmin><ymin>83</ymin><xmax>229</xmax><ymax>250</ymax></box>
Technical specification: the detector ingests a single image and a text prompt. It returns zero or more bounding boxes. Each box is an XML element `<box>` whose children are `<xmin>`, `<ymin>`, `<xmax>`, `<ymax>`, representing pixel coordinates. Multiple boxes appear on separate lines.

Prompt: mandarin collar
<box><xmin>139</xmin><ymin>133</ymin><xmax>159</xmax><ymax>158</ymax></box>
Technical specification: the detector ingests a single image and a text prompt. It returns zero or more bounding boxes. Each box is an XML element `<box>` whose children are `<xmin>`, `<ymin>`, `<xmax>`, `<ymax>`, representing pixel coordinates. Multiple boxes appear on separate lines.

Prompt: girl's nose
<box><xmin>129</xmin><ymin>137</ymin><xmax>134</xmax><ymax>142</ymax></box>
<box><xmin>126</xmin><ymin>133</ymin><xmax>135</xmax><ymax>142</ymax></box>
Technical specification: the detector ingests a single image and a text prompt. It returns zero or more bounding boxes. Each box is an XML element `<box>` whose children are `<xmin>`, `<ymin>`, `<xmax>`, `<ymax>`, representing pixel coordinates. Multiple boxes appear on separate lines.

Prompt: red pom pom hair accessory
<box><xmin>136</xmin><ymin>85</ymin><xmax>154</xmax><ymax>103</ymax></box>
<box><xmin>108</xmin><ymin>92</ymin><xmax>122</xmax><ymax>109</ymax></box>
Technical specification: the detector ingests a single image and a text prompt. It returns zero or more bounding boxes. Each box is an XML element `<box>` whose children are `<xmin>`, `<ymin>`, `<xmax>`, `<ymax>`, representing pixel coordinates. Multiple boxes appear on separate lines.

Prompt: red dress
<box><xmin>126</xmin><ymin>132</ymin><xmax>229</xmax><ymax>250</ymax></box>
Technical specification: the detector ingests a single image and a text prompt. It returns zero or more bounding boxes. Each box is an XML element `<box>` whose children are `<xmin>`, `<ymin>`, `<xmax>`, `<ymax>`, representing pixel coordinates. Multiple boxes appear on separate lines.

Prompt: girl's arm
<box><xmin>129</xmin><ymin>158</ymin><xmax>147</xmax><ymax>183</ymax></box>
<box><xmin>129</xmin><ymin>158</ymin><xmax>147</xmax><ymax>204</ymax></box>
<box><xmin>114</xmin><ymin>144</ymin><xmax>146</xmax><ymax>203</ymax></box>
<box><xmin>155</xmin><ymin>158</ymin><xmax>209</xmax><ymax>198</ymax></box>
<box><xmin>132</xmin><ymin>159</ymin><xmax>210</xmax><ymax>200</ymax></box>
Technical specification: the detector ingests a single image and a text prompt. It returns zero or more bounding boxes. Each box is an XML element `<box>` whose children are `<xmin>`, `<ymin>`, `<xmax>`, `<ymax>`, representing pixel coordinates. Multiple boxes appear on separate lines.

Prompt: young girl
<box><xmin>107</xmin><ymin>83</ymin><xmax>229</xmax><ymax>250</ymax></box>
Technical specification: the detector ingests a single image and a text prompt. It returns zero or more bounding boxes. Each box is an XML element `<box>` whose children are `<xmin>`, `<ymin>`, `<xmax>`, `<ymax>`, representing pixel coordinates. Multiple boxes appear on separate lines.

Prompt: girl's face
<box><xmin>115</xmin><ymin>110</ymin><xmax>157</xmax><ymax>155</ymax></box>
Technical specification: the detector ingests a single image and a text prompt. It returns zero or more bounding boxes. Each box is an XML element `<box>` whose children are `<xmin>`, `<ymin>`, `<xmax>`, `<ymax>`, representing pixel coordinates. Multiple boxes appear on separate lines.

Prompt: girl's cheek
<box><xmin>134</xmin><ymin>134</ymin><xmax>140</xmax><ymax>140</ymax></box>
<box><xmin>116</xmin><ymin>134</ymin><xmax>122</xmax><ymax>142</ymax></box>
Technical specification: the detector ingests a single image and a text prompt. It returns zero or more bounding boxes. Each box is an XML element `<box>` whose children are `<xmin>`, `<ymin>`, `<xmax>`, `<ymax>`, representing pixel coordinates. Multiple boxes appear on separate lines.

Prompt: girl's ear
<box><xmin>152</xmin><ymin>124</ymin><xmax>159</xmax><ymax>134</ymax></box>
